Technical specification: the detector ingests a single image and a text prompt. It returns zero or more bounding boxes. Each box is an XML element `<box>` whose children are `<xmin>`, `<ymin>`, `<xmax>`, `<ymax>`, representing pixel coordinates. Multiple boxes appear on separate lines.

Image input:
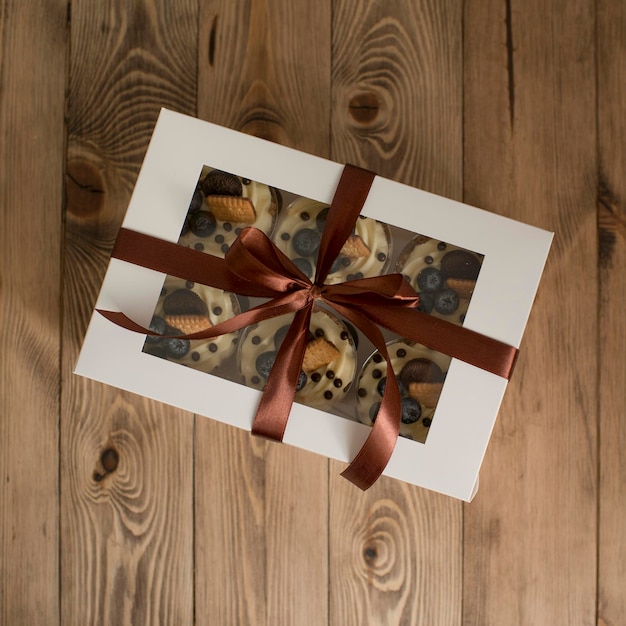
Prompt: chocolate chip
<box><xmin>251</xmin><ymin>375</ymin><xmax>260</xmax><ymax>385</ymax></box>
<box><xmin>221</xmin><ymin>243</ymin><xmax>229</xmax><ymax>254</ymax></box>
<box><xmin>333</xmin><ymin>378</ymin><xmax>343</xmax><ymax>388</ymax></box>
<box><xmin>372</xmin><ymin>369</ymin><xmax>382</xmax><ymax>379</ymax></box>
<box><xmin>358</xmin><ymin>388</ymin><xmax>367</xmax><ymax>397</ymax></box>
<box><xmin>194</xmin><ymin>243</ymin><xmax>204</xmax><ymax>251</ymax></box>
<box><xmin>300</xmin><ymin>212</ymin><xmax>310</xmax><ymax>221</ymax></box>
<box><xmin>326</xmin><ymin>370</ymin><xmax>335</xmax><ymax>380</ymax></box>
<box><xmin>213</xmin><ymin>306</ymin><xmax>222</xmax><ymax>316</ymax></box>
<box><xmin>422</xmin><ymin>417</ymin><xmax>432</xmax><ymax>427</ymax></box>
<box><xmin>315</xmin><ymin>328</ymin><xmax>325</xmax><ymax>337</ymax></box>
<box><xmin>437</xmin><ymin>242</ymin><xmax>447</xmax><ymax>251</ymax></box>
<box><xmin>425</xmin><ymin>255</ymin><xmax>434</xmax><ymax>264</ymax></box>
<box><xmin>191</xmin><ymin>352</ymin><xmax>200</xmax><ymax>361</ymax></box>
<box><xmin>311</xmin><ymin>372</ymin><xmax>322</xmax><ymax>382</ymax></box>
<box><xmin>396</xmin><ymin>348</ymin><xmax>407</xmax><ymax>358</ymax></box>
<box><xmin>377</xmin><ymin>252</ymin><xmax>386</xmax><ymax>262</ymax></box>
<box><xmin>373</xmin><ymin>354</ymin><xmax>383</xmax><ymax>363</ymax></box>
<box><xmin>252</xmin><ymin>335</ymin><xmax>261</xmax><ymax>345</ymax></box>
<box><xmin>215</xmin><ymin>234</ymin><xmax>224</xmax><ymax>244</ymax></box>
<box><xmin>340</xmin><ymin>331</ymin><xmax>349</xmax><ymax>340</ymax></box>
<box><xmin>324</xmin><ymin>390</ymin><xmax>333</xmax><ymax>400</ymax></box>
<box><xmin>223</xmin><ymin>222</ymin><xmax>233</xmax><ymax>232</ymax></box>
<box><xmin>281</xmin><ymin>232</ymin><xmax>290</xmax><ymax>241</ymax></box>
<box><xmin>208</xmin><ymin>343</ymin><xmax>218</xmax><ymax>353</ymax></box>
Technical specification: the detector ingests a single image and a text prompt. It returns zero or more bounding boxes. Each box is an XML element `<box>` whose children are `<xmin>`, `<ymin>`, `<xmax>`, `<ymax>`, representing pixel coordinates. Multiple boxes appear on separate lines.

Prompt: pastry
<box><xmin>143</xmin><ymin>275</ymin><xmax>240</xmax><ymax>372</ymax></box>
<box><xmin>238</xmin><ymin>306</ymin><xmax>357</xmax><ymax>409</ymax></box>
<box><xmin>271</xmin><ymin>197</ymin><xmax>391</xmax><ymax>285</ymax></box>
<box><xmin>178</xmin><ymin>168</ymin><xmax>279</xmax><ymax>258</ymax></box>
<box><xmin>355</xmin><ymin>339</ymin><xmax>451</xmax><ymax>442</ymax></box>
<box><xmin>395</xmin><ymin>236</ymin><xmax>483</xmax><ymax>325</ymax></box>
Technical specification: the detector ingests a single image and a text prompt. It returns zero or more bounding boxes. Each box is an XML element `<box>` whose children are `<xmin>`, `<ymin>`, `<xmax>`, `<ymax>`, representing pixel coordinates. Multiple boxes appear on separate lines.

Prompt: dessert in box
<box><xmin>143</xmin><ymin>275</ymin><xmax>240</xmax><ymax>372</ymax></box>
<box><xmin>271</xmin><ymin>197</ymin><xmax>391</xmax><ymax>284</ymax></box>
<box><xmin>238</xmin><ymin>307</ymin><xmax>357</xmax><ymax>409</ymax></box>
<box><xmin>179</xmin><ymin>167</ymin><xmax>278</xmax><ymax>257</ymax></box>
<box><xmin>75</xmin><ymin>108</ymin><xmax>552</xmax><ymax>501</ymax></box>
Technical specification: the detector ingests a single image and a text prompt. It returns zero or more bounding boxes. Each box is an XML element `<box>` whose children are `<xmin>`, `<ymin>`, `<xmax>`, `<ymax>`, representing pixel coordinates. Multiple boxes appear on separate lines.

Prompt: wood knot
<box><xmin>93</xmin><ymin>447</ymin><xmax>119</xmax><ymax>482</ymax></box>
<box><xmin>363</xmin><ymin>545</ymin><xmax>378</xmax><ymax>564</ymax></box>
<box><xmin>348</xmin><ymin>92</ymin><xmax>381</xmax><ymax>124</ymax></box>
<box><xmin>66</xmin><ymin>159</ymin><xmax>105</xmax><ymax>217</ymax></box>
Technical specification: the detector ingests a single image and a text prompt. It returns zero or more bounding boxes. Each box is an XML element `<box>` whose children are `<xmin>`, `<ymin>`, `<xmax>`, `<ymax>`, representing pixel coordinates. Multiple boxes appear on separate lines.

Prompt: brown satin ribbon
<box><xmin>98</xmin><ymin>164</ymin><xmax>518</xmax><ymax>490</ymax></box>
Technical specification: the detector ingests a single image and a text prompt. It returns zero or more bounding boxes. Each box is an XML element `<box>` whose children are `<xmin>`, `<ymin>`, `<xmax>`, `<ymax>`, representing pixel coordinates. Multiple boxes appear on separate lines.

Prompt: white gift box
<box><xmin>75</xmin><ymin>108</ymin><xmax>552</xmax><ymax>501</ymax></box>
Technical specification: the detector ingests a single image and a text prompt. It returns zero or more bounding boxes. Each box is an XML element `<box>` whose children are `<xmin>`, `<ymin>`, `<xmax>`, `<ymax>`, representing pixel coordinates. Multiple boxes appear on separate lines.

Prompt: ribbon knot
<box><xmin>309</xmin><ymin>285</ymin><xmax>323</xmax><ymax>301</ymax></box>
<box><xmin>98</xmin><ymin>164</ymin><xmax>518</xmax><ymax>490</ymax></box>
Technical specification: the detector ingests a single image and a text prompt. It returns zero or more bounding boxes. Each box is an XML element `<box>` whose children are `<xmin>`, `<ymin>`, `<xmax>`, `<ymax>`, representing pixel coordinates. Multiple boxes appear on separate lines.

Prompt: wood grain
<box><xmin>330</xmin><ymin>2</ymin><xmax>463</xmax><ymax>624</ymax></box>
<box><xmin>62</xmin><ymin>1</ymin><xmax>197</xmax><ymax>623</ymax></box>
<box><xmin>195</xmin><ymin>2</ymin><xmax>331</xmax><ymax>624</ymax></box>
<box><xmin>0</xmin><ymin>1</ymin><xmax>67</xmax><ymax>623</ymax></box>
<box><xmin>463</xmin><ymin>0</ymin><xmax>597</xmax><ymax>623</ymax></box>
<box><xmin>597</xmin><ymin>2</ymin><xmax>626</xmax><ymax>624</ymax></box>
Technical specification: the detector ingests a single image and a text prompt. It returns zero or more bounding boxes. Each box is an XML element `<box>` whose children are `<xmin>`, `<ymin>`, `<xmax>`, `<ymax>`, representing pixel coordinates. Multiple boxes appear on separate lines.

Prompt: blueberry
<box><xmin>255</xmin><ymin>351</ymin><xmax>276</xmax><ymax>378</ymax></box>
<box><xmin>164</xmin><ymin>337</ymin><xmax>191</xmax><ymax>359</ymax></box>
<box><xmin>190</xmin><ymin>210</ymin><xmax>217</xmax><ymax>237</ymax></box>
<box><xmin>401</xmin><ymin>397</ymin><xmax>422</xmax><ymax>424</ymax></box>
<box><xmin>292</xmin><ymin>228</ymin><xmax>320</xmax><ymax>257</ymax></box>
<box><xmin>369</xmin><ymin>402</ymin><xmax>381</xmax><ymax>423</ymax></box>
<box><xmin>315</xmin><ymin>206</ymin><xmax>329</xmax><ymax>231</ymax></box>
<box><xmin>292</xmin><ymin>257</ymin><xmax>313</xmax><ymax>278</ymax></box>
<box><xmin>417</xmin><ymin>267</ymin><xmax>444</xmax><ymax>292</ymax></box>
<box><xmin>274</xmin><ymin>325</ymin><xmax>291</xmax><ymax>348</ymax></box>
<box><xmin>296</xmin><ymin>371</ymin><xmax>307</xmax><ymax>391</ymax></box>
<box><xmin>146</xmin><ymin>316</ymin><xmax>167</xmax><ymax>344</ymax></box>
<box><xmin>417</xmin><ymin>292</ymin><xmax>434</xmax><ymax>314</ymax></box>
<box><xmin>433</xmin><ymin>288</ymin><xmax>460</xmax><ymax>315</ymax></box>
<box><xmin>329</xmin><ymin>256</ymin><xmax>342</xmax><ymax>274</ymax></box>
<box><xmin>377</xmin><ymin>376</ymin><xmax>407</xmax><ymax>397</ymax></box>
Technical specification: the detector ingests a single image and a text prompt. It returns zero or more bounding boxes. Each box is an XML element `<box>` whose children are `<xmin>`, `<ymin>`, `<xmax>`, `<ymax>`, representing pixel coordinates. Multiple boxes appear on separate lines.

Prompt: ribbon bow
<box><xmin>99</xmin><ymin>165</ymin><xmax>518</xmax><ymax>490</ymax></box>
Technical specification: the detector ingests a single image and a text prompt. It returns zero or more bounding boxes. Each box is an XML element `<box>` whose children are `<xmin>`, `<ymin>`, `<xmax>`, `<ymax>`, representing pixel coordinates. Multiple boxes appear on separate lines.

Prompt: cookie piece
<box><xmin>302</xmin><ymin>337</ymin><xmax>340</xmax><ymax>372</ymax></box>
<box><xmin>340</xmin><ymin>234</ymin><xmax>371</xmax><ymax>259</ymax></box>
<box><xmin>408</xmin><ymin>382</ymin><xmax>444</xmax><ymax>408</ymax></box>
<box><xmin>205</xmin><ymin>195</ymin><xmax>256</xmax><ymax>224</ymax></box>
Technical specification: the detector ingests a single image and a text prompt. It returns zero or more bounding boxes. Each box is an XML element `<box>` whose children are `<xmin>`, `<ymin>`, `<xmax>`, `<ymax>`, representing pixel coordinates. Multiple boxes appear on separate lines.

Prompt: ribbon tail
<box><xmin>328</xmin><ymin>302</ymin><xmax>402</xmax><ymax>490</ymax></box>
<box><xmin>97</xmin><ymin>290</ymin><xmax>311</xmax><ymax>341</ymax></box>
<box><xmin>251</xmin><ymin>306</ymin><xmax>313</xmax><ymax>441</ymax></box>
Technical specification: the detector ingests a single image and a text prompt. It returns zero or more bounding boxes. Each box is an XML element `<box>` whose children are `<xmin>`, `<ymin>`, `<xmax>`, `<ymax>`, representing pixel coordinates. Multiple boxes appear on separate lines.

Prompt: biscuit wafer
<box><xmin>408</xmin><ymin>382</ymin><xmax>444</xmax><ymax>407</ymax></box>
<box><xmin>302</xmin><ymin>337</ymin><xmax>341</xmax><ymax>372</ymax></box>
<box><xmin>206</xmin><ymin>195</ymin><xmax>256</xmax><ymax>223</ymax></box>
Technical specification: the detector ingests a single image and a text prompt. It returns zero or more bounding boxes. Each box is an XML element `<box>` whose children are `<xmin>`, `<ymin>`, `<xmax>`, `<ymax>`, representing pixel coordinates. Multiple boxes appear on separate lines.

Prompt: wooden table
<box><xmin>2</xmin><ymin>1</ymin><xmax>624</xmax><ymax>624</ymax></box>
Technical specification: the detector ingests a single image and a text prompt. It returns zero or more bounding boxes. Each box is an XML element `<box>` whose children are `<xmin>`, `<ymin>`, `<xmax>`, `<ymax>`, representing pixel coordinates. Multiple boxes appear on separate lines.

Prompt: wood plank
<box><xmin>0</xmin><ymin>1</ymin><xmax>67</xmax><ymax>623</ymax></box>
<box><xmin>463</xmin><ymin>0</ymin><xmax>597</xmax><ymax>623</ymax></box>
<box><xmin>195</xmin><ymin>2</ymin><xmax>331</xmax><ymax>624</ymax></box>
<box><xmin>597</xmin><ymin>2</ymin><xmax>626</xmax><ymax>624</ymax></box>
<box><xmin>61</xmin><ymin>2</ymin><xmax>197</xmax><ymax>623</ymax></box>
<box><xmin>329</xmin><ymin>2</ymin><xmax>463</xmax><ymax>624</ymax></box>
